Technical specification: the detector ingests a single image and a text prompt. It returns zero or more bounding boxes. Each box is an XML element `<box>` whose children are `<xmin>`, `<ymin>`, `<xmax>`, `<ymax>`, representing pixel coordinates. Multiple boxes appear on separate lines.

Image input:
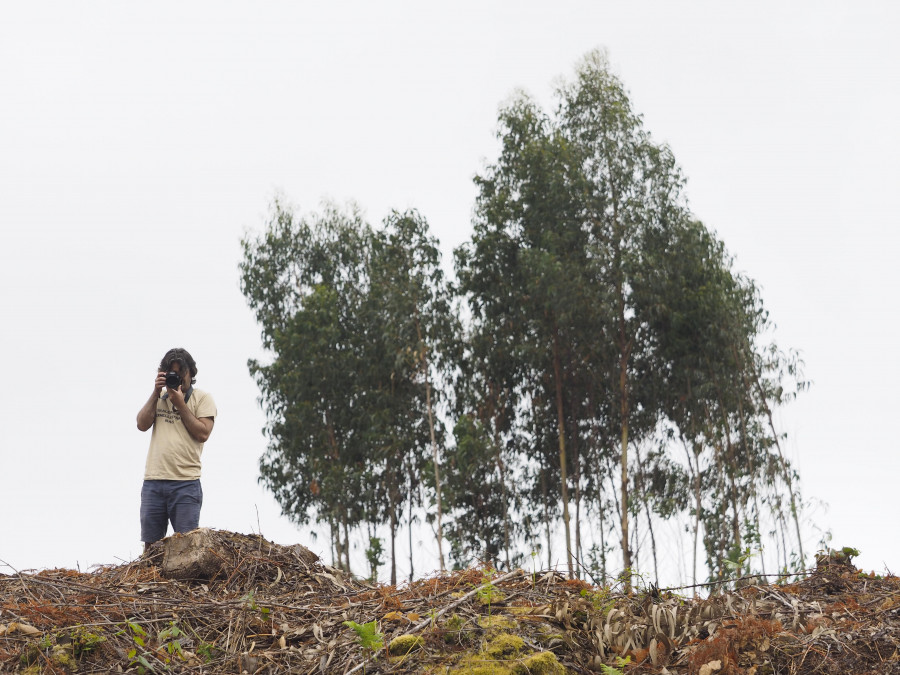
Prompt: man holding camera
<box><xmin>136</xmin><ymin>347</ymin><xmax>217</xmax><ymax>552</ymax></box>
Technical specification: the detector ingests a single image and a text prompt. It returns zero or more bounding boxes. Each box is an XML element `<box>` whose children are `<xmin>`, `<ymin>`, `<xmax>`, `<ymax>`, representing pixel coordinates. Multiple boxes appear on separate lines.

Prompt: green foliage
<box><xmin>599</xmin><ymin>655</ymin><xmax>632</xmax><ymax>675</ymax></box>
<box><xmin>475</xmin><ymin>567</ymin><xmax>503</xmax><ymax>608</ymax></box>
<box><xmin>580</xmin><ymin>587</ymin><xmax>614</xmax><ymax>615</ymax></box>
<box><xmin>157</xmin><ymin>621</ymin><xmax>184</xmax><ymax>659</ymax></box>
<box><xmin>343</xmin><ymin>620</ymin><xmax>384</xmax><ymax>658</ymax></box>
<box><xmin>241</xmin><ymin>203</ymin><xmax>456</xmax><ymax>581</ymax></box>
<box><xmin>241</xmin><ymin>49</ymin><xmax>807</xmax><ymax>585</ymax></box>
<box><xmin>364</xmin><ymin>536</ymin><xmax>384</xmax><ymax>582</ymax></box>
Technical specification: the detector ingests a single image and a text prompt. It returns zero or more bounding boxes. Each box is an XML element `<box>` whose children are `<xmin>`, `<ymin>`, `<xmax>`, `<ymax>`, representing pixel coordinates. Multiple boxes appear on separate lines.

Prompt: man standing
<box><xmin>136</xmin><ymin>347</ymin><xmax>217</xmax><ymax>552</ymax></box>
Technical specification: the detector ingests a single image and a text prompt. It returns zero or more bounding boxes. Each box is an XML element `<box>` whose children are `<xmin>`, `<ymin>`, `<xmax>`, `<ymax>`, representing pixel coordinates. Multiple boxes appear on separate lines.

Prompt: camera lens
<box><xmin>165</xmin><ymin>371</ymin><xmax>181</xmax><ymax>388</ymax></box>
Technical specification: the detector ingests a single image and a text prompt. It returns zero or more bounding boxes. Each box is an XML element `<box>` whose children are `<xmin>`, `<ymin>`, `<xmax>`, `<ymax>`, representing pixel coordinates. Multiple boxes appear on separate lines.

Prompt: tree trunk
<box><xmin>615</xmin><ymin>275</ymin><xmax>633</xmax><ymax>591</ymax></box>
<box><xmin>389</xmin><ymin>485</ymin><xmax>398</xmax><ymax>585</ymax></box>
<box><xmin>748</xmin><ymin>363</ymin><xmax>805</xmax><ymax>569</ymax></box>
<box><xmin>552</xmin><ymin>329</ymin><xmax>574</xmax><ymax>578</ymax></box>
<box><xmin>408</xmin><ymin>475</ymin><xmax>415</xmax><ymax>583</ymax></box>
<box><xmin>572</xmin><ymin>422</ymin><xmax>583</xmax><ymax>579</ymax></box>
<box><xmin>416</xmin><ymin>319</ymin><xmax>446</xmax><ymax>573</ymax></box>
<box><xmin>635</xmin><ymin>443</ymin><xmax>659</xmax><ymax>584</ymax></box>
<box><xmin>541</xmin><ymin>465</ymin><xmax>552</xmax><ymax>569</ymax></box>
<box><xmin>341</xmin><ymin>508</ymin><xmax>351</xmax><ymax>574</ymax></box>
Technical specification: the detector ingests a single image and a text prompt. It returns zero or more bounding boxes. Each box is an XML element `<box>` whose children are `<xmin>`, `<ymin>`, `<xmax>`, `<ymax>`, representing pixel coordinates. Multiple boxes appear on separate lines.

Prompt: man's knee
<box><xmin>140</xmin><ymin>480</ymin><xmax>169</xmax><ymax>543</ymax></box>
<box><xmin>169</xmin><ymin>480</ymin><xmax>203</xmax><ymax>533</ymax></box>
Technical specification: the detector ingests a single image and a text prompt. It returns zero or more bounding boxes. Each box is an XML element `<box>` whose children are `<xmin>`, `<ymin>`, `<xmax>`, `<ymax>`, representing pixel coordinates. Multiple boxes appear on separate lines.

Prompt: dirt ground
<box><xmin>2</xmin><ymin>530</ymin><xmax>898</xmax><ymax>674</ymax></box>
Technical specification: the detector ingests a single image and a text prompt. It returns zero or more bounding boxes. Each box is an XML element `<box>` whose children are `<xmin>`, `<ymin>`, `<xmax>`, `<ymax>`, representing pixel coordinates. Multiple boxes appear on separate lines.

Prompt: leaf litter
<box><xmin>1</xmin><ymin>530</ymin><xmax>899</xmax><ymax>673</ymax></box>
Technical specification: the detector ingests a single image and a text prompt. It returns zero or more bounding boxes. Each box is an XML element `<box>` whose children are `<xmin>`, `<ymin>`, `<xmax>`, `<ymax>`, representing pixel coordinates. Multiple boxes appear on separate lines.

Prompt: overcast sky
<box><xmin>1</xmin><ymin>2</ymin><xmax>898</xmax><ymax>583</ymax></box>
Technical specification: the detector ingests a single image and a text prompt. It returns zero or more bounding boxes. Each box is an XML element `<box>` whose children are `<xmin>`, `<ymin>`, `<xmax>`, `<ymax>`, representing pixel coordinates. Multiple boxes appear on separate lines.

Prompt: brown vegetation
<box><xmin>1</xmin><ymin>531</ymin><xmax>898</xmax><ymax>673</ymax></box>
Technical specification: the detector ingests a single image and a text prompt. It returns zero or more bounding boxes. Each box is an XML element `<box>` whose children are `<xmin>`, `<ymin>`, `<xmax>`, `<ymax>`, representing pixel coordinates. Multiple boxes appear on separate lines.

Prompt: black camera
<box><xmin>165</xmin><ymin>371</ymin><xmax>183</xmax><ymax>389</ymax></box>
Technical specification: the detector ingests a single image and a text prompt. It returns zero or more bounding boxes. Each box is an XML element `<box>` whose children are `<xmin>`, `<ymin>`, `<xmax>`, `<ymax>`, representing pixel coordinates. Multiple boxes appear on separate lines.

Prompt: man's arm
<box><xmin>176</xmin><ymin>405</ymin><xmax>215</xmax><ymax>443</ymax></box>
<box><xmin>166</xmin><ymin>386</ymin><xmax>215</xmax><ymax>442</ymax></box>
<box><xmin>137</xmin><ymin>372</ymin><xmax>166</xmax><ymax>431</ymax></box>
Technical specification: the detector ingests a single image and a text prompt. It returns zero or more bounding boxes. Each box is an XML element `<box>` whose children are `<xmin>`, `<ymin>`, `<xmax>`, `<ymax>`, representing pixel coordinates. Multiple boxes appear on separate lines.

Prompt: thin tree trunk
<box><xmin>682</xmin><ymin>440</ymin><xmax>702</xmax><ymax>587</ymax></box>
<box><xmin>541</xmin><ymin>465</ymin><xmax>552</xmax><ymax>569</ymax></box>
<box><xmin>635</xmin><ymin>442</ymin><xmax>659</xmax><ymax>584</ymax></box>
<box><xmin>389</xmin><ymin>486</ymin><xmax>398</xmax><ymax>585</ymax></box>
<box><xmin>408</xmin><ymin>476</ymin><xmax>415</xmax><ymax>583</ymax></box>
<box><xmin>552</xmin><ymin>329</ymin><xmax>574</xmax><ymax>578</ymax></box>
<box><xmin>341</xmin><ymin>509</ymin><xmax>351</xmax><ymax>573</ymax></box>
<box><xmin>571</xmin><ymin>421</ymin><xmax>583</xmax><ymax>579</ymax></box>
<box><xmin>616</xmin><ymin>291</ymin><xmax>633</xmax><ymax>591</ymax></box>
<box><xmin>747</xmin><ymin>361</ymin><xmax>805</xmax><ymax>568</ymax></box>
<box><xmin>416</xmin><ymin>319</ymin><xmax>446</xmax><ymax>573</ymax></box>
<box><xmin>330</xmin><ymin>516</ymin><xmax>339</xmax><ymax>569</ymax></box>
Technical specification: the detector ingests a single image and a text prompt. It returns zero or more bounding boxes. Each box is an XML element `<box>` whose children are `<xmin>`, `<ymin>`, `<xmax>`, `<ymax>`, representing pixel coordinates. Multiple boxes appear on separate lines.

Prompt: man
<box><xmin>136</xmin><ymin>347</ymin><xmax>217</xmax><ymax>552</ymax></box>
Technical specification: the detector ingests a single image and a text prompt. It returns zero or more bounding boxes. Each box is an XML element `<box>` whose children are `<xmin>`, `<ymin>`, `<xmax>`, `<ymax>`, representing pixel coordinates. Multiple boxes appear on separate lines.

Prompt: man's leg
<box><xmin>140</xmin><ymin>480</ymin><xmax>169</xmax><ymax>552</ymax></box>
<box><xmin>168</xmin><ymin>480</ymin><xmax>203</xmax><ymax>534</ymax></box>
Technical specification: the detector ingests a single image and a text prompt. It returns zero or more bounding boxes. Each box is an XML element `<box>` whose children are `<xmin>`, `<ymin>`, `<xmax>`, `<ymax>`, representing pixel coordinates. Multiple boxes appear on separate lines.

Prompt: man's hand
<box><xmin>137</xmin><ymin>371</ymin><xmax>167</xmax><ymax>432</ymax></box>
<box><xmin>166</xmin><ymin>383</ymin><xmax>186</xmax><ymax>409</ymax></box>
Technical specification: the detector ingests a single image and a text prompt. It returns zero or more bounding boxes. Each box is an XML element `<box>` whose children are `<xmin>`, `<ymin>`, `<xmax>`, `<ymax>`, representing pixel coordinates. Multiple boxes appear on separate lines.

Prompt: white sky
<box><xmin>1</xmin><ymin>2</ymin><xmax>898</xmax><ymax>582</ymax></box>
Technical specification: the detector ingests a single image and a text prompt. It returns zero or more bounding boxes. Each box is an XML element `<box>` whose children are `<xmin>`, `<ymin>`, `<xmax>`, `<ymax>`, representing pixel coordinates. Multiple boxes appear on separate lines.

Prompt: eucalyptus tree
<box><xmin>455</xmin><ymin>93</ymin><xmax>600</xmax><ymax>577</ymax></box>
<box><xmin>457</xmin><ymin>50</ymin><xmax>806</xmax><ymax>585</ymax></box>
<box><xmin>443</xmin><ymin>414</ymin><xmax>519</xmax><ymax>569</ymax></box>
<box><xmin>239</xmin><ymin>200</ymin><xmax>375</xmax><ymax>571</ymax></box>
<box><xmin>367</xmin><ymin>209</ymin><xmax>458</xmax><ymax>578</ymax></box>
<box><xmin>554</xmin><ymin>50</ymin><xmax>696</xmax><ymax>584</ymax></box>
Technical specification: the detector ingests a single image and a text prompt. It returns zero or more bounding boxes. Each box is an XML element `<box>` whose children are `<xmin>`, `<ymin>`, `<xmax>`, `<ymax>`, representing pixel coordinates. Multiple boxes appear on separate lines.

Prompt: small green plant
<box><xmin>68</xmin><ymin>627</ymin><xmax>106</xmax><ymax>657</ymax></box>
<box><xmin>343</xmin><ymin>619</ymin><xmax>384</xmax><ymax>659</ymax></box>
<box><xmin>599</xmin><ymin>655</ymin><xmax>631</xmax><ymax>675</ymax></box>
<box><xmin>580</xmin><ymin>587</ymin><xmax>614</xmax><ymax>614</ymax></box>
<box><xmin>196</xmin><ymin>641</ymin><xmax>218</xmax><ymax>662</ymax></box>
<box><xmin>157</xmin><ymin>621</ymin><xmax>184</xmax><ymax>661</ymax></box>
<box><xmin>116</xmin><ymin>620</ymin><xmax>156</xmax><ymax>674</ymax></box>
<box><xmin>724</xmin><ymin>546</ymin><xmax>757</xmax><ymax>578</ymax></box>
<box><xmin>241</xmin><ymin>589</ymin><xmax>272</xmax><ymax>620</ymax></box>
<box><xmin>475</xmin><ymin>567</ymin><xmax>503</xmax><ymax>612</ymax></box>
<box><xmin>365</xmin><ymin>536</ymin><xmax>384</xmax><ymax>582</ymax></box>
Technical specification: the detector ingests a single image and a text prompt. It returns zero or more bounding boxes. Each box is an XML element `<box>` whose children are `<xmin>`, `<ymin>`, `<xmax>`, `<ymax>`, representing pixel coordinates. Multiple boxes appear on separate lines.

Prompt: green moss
<box><xmin>388</xmin><ymin>634</ymin><xmax>425</xmax><ymax>656</ymax></box>
<box><xmin>50</xmin><ymin>644</ymin><xmax>77</xmax><ymax>670</ymax></box>
<box><xmin>511</xmin><ymin>651</ymin><xmax>566</xmax><ymax>675</ymax></box>
<box><xmin>477</xmin><ymin>588</ymin><xmax>506</xmax><ymax>605</ymax></box>
<box><xmin>484</xmin><ymin>633</ymin><xmax>524</xmax><ymax>659</ymax></box>
<box><xmin>477</xmin><ymin>614</ymin><xmax>516</xmax><ymax>632</ymax></box>
<box><xmin>449</xmin><ymin>656</ymin><xmax>514</xmax><ymax>675</ymax></box>
<box><xmin>445</xmin><ymin>613</ymin><xmax>466</xmax><ymax>631</ymax></box>
<box><xmin>69</xmin><ymin>626</ymin><xmax>106</xmax><ymax>656</ymax></box>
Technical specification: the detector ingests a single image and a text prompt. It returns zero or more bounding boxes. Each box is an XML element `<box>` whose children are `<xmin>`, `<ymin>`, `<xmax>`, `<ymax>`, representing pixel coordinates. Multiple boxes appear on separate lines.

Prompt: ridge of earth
<box><xmin>1</xmin><ymin>529</ymin><xmax>897</xmax><ymax>674</ymax></box>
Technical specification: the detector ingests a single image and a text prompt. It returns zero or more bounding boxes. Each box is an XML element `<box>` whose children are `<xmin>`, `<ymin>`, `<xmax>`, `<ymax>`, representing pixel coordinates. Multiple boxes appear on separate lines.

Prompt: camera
<box><xmin>165</xmin><ymin>371</ymin><xmax>183</xmax><ymax>389</ymax></box>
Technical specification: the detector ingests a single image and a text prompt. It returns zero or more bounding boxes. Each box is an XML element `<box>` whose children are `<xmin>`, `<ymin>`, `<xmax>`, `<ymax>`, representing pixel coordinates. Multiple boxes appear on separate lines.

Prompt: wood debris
<box><xmin>1</xmin><ymin>532</ymin><xmax>898</xmax><ymax>673</ymax></box>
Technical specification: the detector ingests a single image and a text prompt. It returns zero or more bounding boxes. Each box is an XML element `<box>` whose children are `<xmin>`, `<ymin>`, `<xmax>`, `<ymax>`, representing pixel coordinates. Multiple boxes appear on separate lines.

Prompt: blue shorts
<box><xmin>140</xmin><ymin>479</ymin><xmax>203</xmax><ymax>543</ymax></box>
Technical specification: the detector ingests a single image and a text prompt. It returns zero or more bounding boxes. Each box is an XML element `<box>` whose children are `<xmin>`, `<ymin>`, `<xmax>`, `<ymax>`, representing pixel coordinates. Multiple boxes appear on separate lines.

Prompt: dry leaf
<box><xmin>699</xmin><ymin>660</ymin><xmax>722</xmax><ymax>675</ymax></box>
<box><xmin>1</xmin><ymin>622</ymin><xmax>41</xmax><ymax>636</ymax></box>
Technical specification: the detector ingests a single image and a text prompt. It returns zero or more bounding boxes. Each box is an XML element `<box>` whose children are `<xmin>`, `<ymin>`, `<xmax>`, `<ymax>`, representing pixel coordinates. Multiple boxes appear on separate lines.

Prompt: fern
<box><xmin>343</xmin><ymin>620</ymin><xmax>384</xmax><ymax>658</ymax></box>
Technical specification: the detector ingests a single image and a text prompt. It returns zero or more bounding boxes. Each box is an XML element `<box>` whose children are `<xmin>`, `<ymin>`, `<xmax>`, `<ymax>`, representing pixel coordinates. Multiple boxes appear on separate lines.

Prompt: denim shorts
<box><xmin>140</xmin><ymin>479</ymin><xmax>203</xmax><ymax>543</ymax></box>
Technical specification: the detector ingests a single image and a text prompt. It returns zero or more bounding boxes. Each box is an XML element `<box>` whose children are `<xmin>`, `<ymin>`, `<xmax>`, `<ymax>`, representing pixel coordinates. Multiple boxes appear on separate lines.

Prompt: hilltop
<box><xmin>2</xmin><ymin>530</ymin><xmax>898</xmax><ymax>674</ymax></box>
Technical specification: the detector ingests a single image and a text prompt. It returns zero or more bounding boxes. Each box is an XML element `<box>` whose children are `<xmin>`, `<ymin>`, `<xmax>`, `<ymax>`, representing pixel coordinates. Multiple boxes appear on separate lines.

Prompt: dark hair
<box><xmin>159</xmin><ymin>347</ymin><xmax>198</xmax><ymax>385</ymax></box>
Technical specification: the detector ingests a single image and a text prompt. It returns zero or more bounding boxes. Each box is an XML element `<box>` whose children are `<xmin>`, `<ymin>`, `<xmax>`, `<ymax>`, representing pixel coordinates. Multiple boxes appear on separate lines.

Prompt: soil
<box><xmin>1</xmin><ymin>530</ymin><xmax>898</xmax><ymax>674</ymax></box>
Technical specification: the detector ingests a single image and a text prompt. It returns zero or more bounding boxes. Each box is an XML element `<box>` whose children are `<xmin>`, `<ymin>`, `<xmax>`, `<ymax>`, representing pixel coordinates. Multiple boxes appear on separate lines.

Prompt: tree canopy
<box><xmin>239</xmin><ymin>51</ymin><xmax>808</xmax><ymax>586</ymax></box>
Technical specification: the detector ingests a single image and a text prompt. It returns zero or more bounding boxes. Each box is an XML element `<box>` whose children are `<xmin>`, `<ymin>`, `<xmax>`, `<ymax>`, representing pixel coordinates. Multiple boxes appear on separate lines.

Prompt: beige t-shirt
<box><xmin>143</xmin><ymin>388</ymin><xmax>217</xmax><ymax>480</ymax></box>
